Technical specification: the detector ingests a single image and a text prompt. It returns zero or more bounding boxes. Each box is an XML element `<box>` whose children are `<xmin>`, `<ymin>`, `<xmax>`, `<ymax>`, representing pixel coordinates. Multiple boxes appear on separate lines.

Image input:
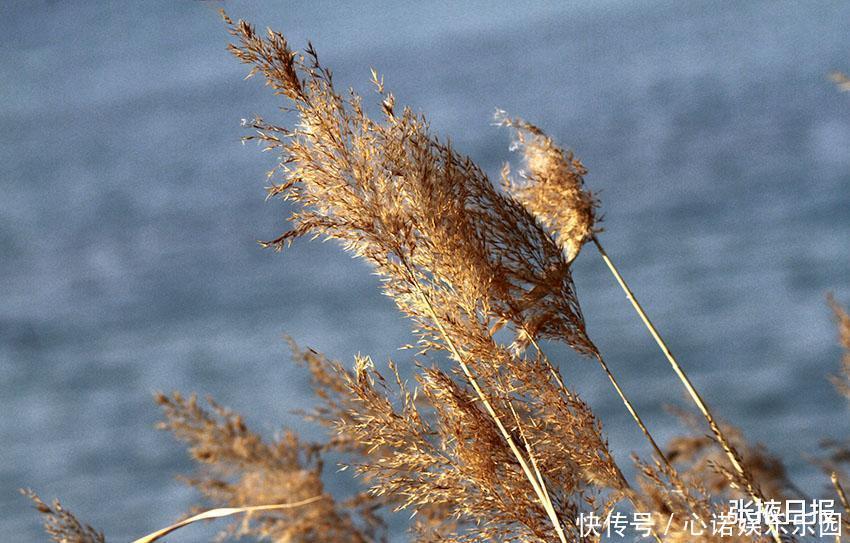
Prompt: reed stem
<box><xmin>406</xmin><ymin>263</ymin><xmax>568</xmax><ymax>543</ymax></box>
<box><xmin>591</xmin><ymin>351</ymin><xmax>669</xmax><ymax>464</ymax></box>
<box><xmin>523</xmin><ymin>331</ymin><xmax>665</xmax><ymax>543</ymax></box>
<box><xmin>591</xmin><ymin>235</ymin><xmax>782</xmax><ymax>543</ymax></box>
<box><xmin>524</xmin><ymin>331</ymin><xmax>669</xmax><ymax>468</ymax></box>
<box><xmin>131</xmin><ymin>497</ymin><xmax>324</xmax><ymax>543</ymax></box>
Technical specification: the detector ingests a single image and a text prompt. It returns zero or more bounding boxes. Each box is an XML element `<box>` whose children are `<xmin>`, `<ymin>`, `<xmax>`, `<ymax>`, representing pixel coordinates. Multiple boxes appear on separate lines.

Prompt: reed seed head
<box><xmin>496</xmin><ymin>111</ymin><xmax>600</xmax><ymax>263</ymax></box>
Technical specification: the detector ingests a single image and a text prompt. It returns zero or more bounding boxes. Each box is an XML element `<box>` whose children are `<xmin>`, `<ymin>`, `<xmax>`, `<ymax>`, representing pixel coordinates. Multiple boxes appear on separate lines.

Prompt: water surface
<box><xmin>2</xmin><ymin>1</ymin><xmax>850</xmax><ymax>539</ymax></box>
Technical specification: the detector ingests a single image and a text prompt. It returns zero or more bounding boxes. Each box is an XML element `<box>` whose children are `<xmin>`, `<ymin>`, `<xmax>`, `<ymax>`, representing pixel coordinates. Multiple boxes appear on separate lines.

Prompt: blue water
<box><xmin>2</xmin><ymin>1</ymin><xmax>850</xmax><ymax>540</ymax></box>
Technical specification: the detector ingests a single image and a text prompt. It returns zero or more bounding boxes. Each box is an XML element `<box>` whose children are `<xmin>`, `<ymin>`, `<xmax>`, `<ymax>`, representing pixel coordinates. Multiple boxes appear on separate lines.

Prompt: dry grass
<box><xmin>495</xmin><ymin>111</ymin><xmax>600</xmax><ymax>264</ymax></box>
<box><xmin>496</xmin><ymin>113</ymin><xmax>787</xmax><ymax>543</ymax></box>
<box><xmin>23</xmin><ymin>11</ymin><xmax>850</xmax><ymax>543</ymax></box>
<box><xmin>22</xmin><ymin>490</ymin><xmax>106</xmax><ymax>543</ymax></box>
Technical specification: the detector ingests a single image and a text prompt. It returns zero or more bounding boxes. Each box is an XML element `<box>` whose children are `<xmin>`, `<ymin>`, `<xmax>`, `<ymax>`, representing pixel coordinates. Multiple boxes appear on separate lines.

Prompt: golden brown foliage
<box><xmin>217</xmin><ymin>12</ymin><xmax>645</xmax><ymax>541</ymax></box>
<box><xmin>496</xmin><ymin>111</ymin><xmax>791</xmax><ymax>543</ymax></box>
<box><xmin>663</xmin><ymin>420</ymin><xmax>793</xmax><ymax>503</ymax></box>
<box><xmin>224</xmin><ymin>14</ymin><xmax>596</xmax><ymax>359</ymax></box>
<box><xmin>497</xmin><ymin>112</ymin><xmax>600</xmax><ymax>263</ymax></box>
<box><xmin>632</xmin><ymin>408</ymin><xmax>797</xmax><ymax>543</ymax></box>
<box><xmin>26</xmin><ymin>11</ymin><xmax>850</xmax><ymax>543</ymax></box>
<box><xmin>154</xmin><ymin>392</ymin><xmax>382</xmax><ymax>542</ymax></box>
<box><xmin>23</xmin><ymin>490</ymin><xmax>106</xmax><ymax>543</ymax></box>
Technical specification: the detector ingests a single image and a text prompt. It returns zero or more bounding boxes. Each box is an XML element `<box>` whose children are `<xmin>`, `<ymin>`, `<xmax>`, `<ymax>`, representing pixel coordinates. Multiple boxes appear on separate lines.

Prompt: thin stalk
<box><xmin>405</xmin><ymin>265</ymin><xmax>568</xmax><ymax>543</ymax></box>
<box><xmin>591</xmin><ymin>235</ymin><xmax>782</xmax><ymax>543</ymax></box>
<box><xmin>523</xmin><ymin>331</ymin><xmax>665</xmax><ymax>543</ymax></box>
<box><xmin>508</xmin><ymin>401</ymin><xmax>558</xmax><ymax>521</ymax></box>
<box><xmin>524</xmin><ymin>331</ymin><xmax>669</xmax><ymax>468</ymax></box>
<box><xmin>131</xmin><ymin>497</ymin><xmax>324</xmax><ymax>543</ymax></box>
<box><xmin>831</xmin><ymin>472</ymin><xmax>850</xmax><ymax>531</ymax></box>
<box><xmin>592</xmin><ymin>352</ymin><xmax>669</xmax><ymax>464</ymax></box>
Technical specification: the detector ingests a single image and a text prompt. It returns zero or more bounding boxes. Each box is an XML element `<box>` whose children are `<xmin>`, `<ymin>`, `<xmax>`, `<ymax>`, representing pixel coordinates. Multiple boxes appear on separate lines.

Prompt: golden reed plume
<box><xmin>24</xmin><ymin>11</ymin><xmax>850</xmax><ymax>543</ymax></box>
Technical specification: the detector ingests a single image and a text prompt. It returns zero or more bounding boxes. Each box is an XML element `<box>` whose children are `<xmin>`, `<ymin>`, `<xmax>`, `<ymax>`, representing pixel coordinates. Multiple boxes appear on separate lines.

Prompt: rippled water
<box><xmin>2</xmin><ymin>0</ymin><xmax>850</xmax><ymax>539</ymax></box>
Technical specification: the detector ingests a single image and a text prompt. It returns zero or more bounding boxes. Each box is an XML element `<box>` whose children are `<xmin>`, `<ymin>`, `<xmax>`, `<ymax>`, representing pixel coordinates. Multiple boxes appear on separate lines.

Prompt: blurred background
<box><xmin>2</xmin><ymin>0</ymin><xmax>849</xmax><ymax>540</ymax></box>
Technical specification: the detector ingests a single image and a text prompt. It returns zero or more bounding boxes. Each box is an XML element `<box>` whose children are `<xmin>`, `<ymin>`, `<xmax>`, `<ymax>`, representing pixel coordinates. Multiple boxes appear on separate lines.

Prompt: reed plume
<box><xmin>496</xmin><ymin>112</ymin><xmax>670</xmax><ymax>466</ymax></box>
<box><xmin>25</xmin><ymin>11</ymin><xmax>850</xmax><ymax>543</ymax></box>
<box><xmin>495</xmin><ymin>111</ymin><xmax>600</xmax><ymax>264</ymax></box>
<box><xmin>220</xmin><ymin>11</ymin><xmax>643</xmax><ymax>542</ymax></box>
<box><xmin>22</xmin><ymin>490</ymin><xmax>106</xmax><ymax>543</ymax></box>
<box><xmin>498</xmin><ymin>114</ymin><xmax>785</xmax><ymax>543</ymax></box>
<box><xmin>154</xmin><ymin>391</ymin><xmax>381</xmax><ymax>542</ymax></box>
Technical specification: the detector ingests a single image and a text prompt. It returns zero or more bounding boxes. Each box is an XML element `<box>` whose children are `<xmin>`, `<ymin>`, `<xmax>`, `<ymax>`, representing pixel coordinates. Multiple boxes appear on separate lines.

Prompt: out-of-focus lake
<box><xmin>2</xmin><ymin>0</ymin><xmax>849</xmax><ymax>540</ymax></box>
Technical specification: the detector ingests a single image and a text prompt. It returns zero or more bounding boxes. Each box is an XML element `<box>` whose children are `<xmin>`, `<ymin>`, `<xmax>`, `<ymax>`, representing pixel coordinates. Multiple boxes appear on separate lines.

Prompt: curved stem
<box><xmin>131</xmin><ymin>497</ymin><xmax>324</xmax><ymax>543</ymax></box>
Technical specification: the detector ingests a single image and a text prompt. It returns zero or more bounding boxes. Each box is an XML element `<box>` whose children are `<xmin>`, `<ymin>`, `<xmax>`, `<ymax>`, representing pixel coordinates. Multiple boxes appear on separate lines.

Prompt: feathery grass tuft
<box><xmin>24</xmin><ymin>11</ymin><xmax>850</xmax><ymax>543</ymax></box>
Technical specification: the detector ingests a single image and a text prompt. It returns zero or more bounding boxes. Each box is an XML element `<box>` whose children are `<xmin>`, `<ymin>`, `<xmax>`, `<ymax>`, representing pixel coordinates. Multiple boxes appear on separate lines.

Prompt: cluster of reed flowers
<box><xmin>25</xmin><ymin>12</ymin><xmax>850</xmax><ymax>543</ymax></box>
